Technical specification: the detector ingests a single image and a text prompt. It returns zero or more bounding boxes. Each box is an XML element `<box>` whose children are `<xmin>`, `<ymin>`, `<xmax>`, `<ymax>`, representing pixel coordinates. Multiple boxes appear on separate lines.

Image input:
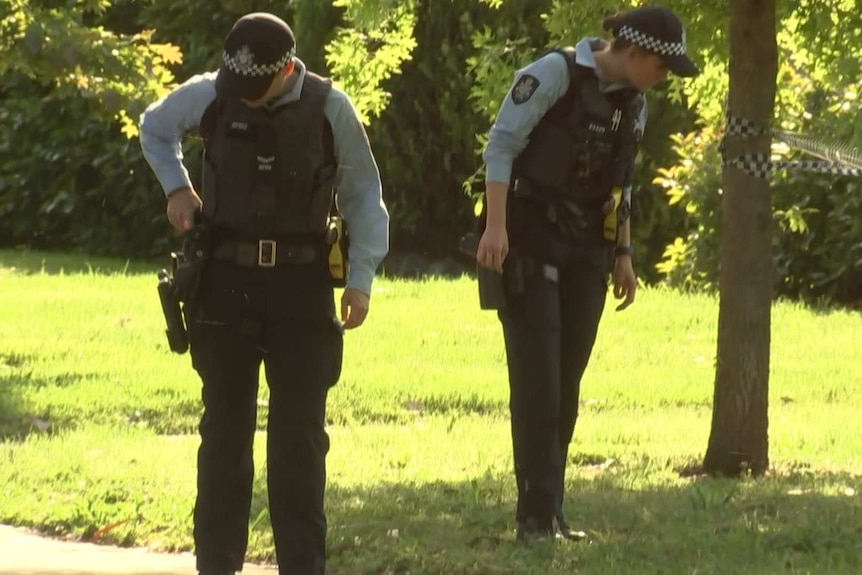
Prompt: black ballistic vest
<box><xmin>199</xmin><ymin>73</ymin><xmax>336</xmax><ymax>238</ymax></box>
<box><xmin>512</xmin><ymin>46</ymin><xmax>643</xmax><ymax>207</ymax></box>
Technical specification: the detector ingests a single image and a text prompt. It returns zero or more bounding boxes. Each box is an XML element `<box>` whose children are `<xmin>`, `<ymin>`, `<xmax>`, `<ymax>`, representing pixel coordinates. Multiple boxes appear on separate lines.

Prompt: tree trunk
<box><xmin>703</xmin><ymin>0</ymin><xmax>777</xmax><ymax>477</ymax></box>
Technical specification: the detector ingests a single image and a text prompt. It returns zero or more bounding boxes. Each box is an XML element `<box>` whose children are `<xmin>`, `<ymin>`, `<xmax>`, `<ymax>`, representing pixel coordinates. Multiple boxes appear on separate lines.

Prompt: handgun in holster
<box><xmin>326</xmin><ymin>213</ymin><xmax>349</xmax><ymax>288</ymax></box>
<box><xmin>157</xmin><ymin>252</ymin><xmax>189</xmax><ymax>354</ymax></box>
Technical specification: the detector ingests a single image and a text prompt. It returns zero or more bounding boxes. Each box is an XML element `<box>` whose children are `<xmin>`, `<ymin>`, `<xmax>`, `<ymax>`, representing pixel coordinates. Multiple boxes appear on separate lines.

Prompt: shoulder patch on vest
<box><xmin>511</xmin><ymin>74</ymin><xmax>540</xmax><ymax>105</ymax></box>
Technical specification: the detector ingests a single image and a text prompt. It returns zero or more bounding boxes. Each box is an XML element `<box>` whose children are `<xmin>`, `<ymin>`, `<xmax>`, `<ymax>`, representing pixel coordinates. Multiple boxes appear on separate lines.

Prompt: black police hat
<box><xmin>216</xmin><ymin>12</ymin><xmax>296</xmax><ymax>100</ymax></box>
<box><xmin>613</xmin><ymin>6</ymin><xmax>699</xmax><ymax>77</ymax></box>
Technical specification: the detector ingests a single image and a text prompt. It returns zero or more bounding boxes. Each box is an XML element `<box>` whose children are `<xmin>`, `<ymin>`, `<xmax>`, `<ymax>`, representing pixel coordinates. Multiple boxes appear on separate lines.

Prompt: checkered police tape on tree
<box><xmin>722</xmin><ymin>115</ymin><xmax>862</xmax><ymax>178</ymax></box>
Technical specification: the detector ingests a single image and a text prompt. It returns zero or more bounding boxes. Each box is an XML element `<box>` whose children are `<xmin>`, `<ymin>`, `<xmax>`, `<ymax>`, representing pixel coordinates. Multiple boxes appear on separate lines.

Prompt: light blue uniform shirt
<box><xmin>139</xmin><ymin>59</ymin><xmax>389</xmax><ymax>296</ymax></box>
<box><xmin>483</xmin><ymin>38</ymin><xmax>648</xmax><ymax>194</ymax></box>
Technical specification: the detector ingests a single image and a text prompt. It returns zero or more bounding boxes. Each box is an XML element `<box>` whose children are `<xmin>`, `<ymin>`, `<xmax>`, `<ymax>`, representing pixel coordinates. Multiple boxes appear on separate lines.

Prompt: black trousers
<box><xmin>185</xmin><ymin>261</ymin><xmax>342</xmax><ymax>574</ymax></box>
<box><xmin>498</xmin><ymin>245</ymin><xmax>609</xmax><ymax>526</ymax></box>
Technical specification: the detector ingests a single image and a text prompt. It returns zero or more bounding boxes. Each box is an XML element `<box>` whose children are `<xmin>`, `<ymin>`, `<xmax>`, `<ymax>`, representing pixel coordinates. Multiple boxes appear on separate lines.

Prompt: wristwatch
<box><xmin>614</xmin><ymin>245</ymin><xmax>634</xmax><ymax>257</ymax></box>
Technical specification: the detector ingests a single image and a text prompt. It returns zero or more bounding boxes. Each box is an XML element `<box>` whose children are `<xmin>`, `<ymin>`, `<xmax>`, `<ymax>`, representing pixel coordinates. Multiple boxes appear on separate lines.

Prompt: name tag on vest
<box><xmin>257</xmin><ymin>156</ymin><xmax>275</xmax><ymax>172</ymax></box>
<box><xmin>227</xmin><ymin>121</ymin><xmax>255</xmax><ymax>139</ymax></box>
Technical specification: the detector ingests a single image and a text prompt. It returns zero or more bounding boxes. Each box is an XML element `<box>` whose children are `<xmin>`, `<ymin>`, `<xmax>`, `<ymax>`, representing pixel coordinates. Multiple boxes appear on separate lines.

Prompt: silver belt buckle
<box><xmin>258</xmin><ymin>240</ymin><xmax>276</xmax><ymax>267</ymax></box>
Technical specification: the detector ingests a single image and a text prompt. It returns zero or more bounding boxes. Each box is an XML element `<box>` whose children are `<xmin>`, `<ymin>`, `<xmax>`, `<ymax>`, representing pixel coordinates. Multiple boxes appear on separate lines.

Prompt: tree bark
<box><xmin>703</xmin><ymin>0</ymin><xmax>777</xmax><ymax>477</ymax></box>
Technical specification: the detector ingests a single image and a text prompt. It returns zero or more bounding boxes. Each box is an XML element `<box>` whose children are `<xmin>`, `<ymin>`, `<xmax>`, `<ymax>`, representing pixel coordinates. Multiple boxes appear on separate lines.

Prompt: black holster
<box><xmin>155</xmin><ymin>221</ymin><xmax>212</xmax><ymax>355</ymax></box>
<box><xmin>458</xmin><ymin>232</ymin><xmax>507</xmax><ymax>311</ymax></box>
<box><xmin>174</xmin><ymin>222</ymin><xmax>211</xmax><ymax>303</ymax></box>
<box><xmin>157</xmin><ymin>266</ymin><xmax>189</xmax><ymax>354</ymax></box>
<box><xmin>502</xmin><ymin>251</ymin><xmax>559</xmax><ymax>298</ymax></box>
<box><xmin>478</xmin><ymin>265</ymin><xmax>507</xmax><ymax>310</ymax></box>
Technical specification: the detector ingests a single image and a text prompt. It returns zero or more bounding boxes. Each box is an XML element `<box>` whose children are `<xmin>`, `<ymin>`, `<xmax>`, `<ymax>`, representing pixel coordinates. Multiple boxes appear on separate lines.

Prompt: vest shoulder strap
<box><xmin>323</xmin><ymin>117</ymin><xmax>334</xmax><ymax>171</ymax></box>
<box><xmin>555</xmin><ymin>46</ymin><xmax>592</xmax><ymax>87</ymax></box>
<box><xmin>199</xmin><ymin>96</ymin><xmax>221</xmax><ymax>153</ymax></box>
<box><xmin>302</xmin><ymin>73</ymin><xmax>338</xmax><ymax>215</ymax></box>
<box><xmin>300</xmin><ymin>72</ymin><xmax>333</xmax><ymax>116</ymax></box>
<box><xmin>542</xmin><ymin>47</ymin><xmax>591</xmax><ymax>119</ymax></box>
<box><xmin>303</xmin><ymin>73</ymin><xmax>336</xmax><ymax>170</ymax></box>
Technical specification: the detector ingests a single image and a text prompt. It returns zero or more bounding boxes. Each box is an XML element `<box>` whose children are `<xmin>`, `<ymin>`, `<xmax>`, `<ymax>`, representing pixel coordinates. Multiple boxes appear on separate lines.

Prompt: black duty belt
<box><xmin>512</xmin><ymin>178</ymin><xmax>605</xmax><ymax>235</ymax></box>
<box><xmin>211</xmin><ymin>239</ymin><xmax>322</xmax><ymax>268</ymax></box>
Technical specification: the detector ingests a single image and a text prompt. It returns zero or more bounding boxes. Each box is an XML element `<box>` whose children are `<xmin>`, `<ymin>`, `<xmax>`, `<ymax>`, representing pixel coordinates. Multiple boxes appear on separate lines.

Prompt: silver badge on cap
<box><xmin>233</xmin><ymin>45</ymin><xmax>255</xmax><ymax>73</ymax></box>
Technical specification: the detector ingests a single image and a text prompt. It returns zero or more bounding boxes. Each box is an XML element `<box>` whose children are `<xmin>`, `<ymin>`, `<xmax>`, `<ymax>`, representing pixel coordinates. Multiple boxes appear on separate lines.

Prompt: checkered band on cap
<box><xmin>222</xmin><ymin>45</ymin><xmax>294</xmax><ymax>78</ymax></box>
<box><xmin>617</xmin><ymin>25</ymin><xmax>687</xmax><ymax>56</ymax></box>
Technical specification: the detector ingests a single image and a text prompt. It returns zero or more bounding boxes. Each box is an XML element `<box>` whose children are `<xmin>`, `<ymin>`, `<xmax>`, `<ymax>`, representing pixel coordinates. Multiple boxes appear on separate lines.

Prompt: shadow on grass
<box><xmin>3</xmin><ymin>454</ymin><xmax>859</xmax><ymax>574</ymax></box>
<box><xmin>0</xmin><ymin>350</ymin><xmax>207</xmax><ymax>438</ymax></box>
<box><xmin>0</xmin><ymin>356</ymin><xmax>118</xmax><ymax>436</ymax></box>
<box><xmin>0</xmin><ymin>352</ymin><xmax>184</xmax><ymax>439</ymax></box>
<box><xmin>0</xmin><ymin>248</ymin><xmax>164</xmax><ymax>276</ymax></box>
<box><xmin>0</xmin><ymin>386</ymin><xmax>28</xmax><ymax>440</ymax></box>
<box><xmin>0</xmin><ymin>369</ymin><xmax>84</xmax><ymax>441</ymax></box>
<box><xmin>0</xmin><ymin>352</ymin><xmax>38</xmax><ymax>440</ymax></box>
<box><xmin>240</xmin><ymin>467</ymin><xmax>862</xmax><ymax>574</ymax></box>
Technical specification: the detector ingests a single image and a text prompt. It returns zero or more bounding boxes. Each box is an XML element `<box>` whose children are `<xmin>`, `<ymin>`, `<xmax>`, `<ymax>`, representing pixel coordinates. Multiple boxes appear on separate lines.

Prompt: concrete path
<box><xmin>0</xmin><ymin>525</ymin><xmax>276</xmax><ymax>575</ymax></box>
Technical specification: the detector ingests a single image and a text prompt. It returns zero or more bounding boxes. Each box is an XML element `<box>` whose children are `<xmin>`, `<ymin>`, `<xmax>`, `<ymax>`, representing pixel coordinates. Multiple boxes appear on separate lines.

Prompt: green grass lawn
<box><xmin>1</xmin><ymin>248</ymin><xmax>860</xmax><ymax>574</ymax></box>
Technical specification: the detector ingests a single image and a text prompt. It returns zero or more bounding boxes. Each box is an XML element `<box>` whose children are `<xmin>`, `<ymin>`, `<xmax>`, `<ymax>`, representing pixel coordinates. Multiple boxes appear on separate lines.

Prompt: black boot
<box><xmin>516</xmin><ymin>516</ymin><xmax>555</xmax><ymax>542</ymax></box>
<box><xmin>554</xmin><ymin>515</ymin><xmax>588</xmax><ymax>542</ymax></box>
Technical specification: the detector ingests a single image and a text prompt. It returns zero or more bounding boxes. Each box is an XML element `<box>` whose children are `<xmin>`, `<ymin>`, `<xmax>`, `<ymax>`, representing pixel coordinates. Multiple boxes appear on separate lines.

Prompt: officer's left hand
<box><xmin>613</xmin><ymin>254</ymin><xmax>637</xmax><ymax>312</ymax></box>
<box><xmin>341</xmin><ymin>288</ymin><xmax>370</xmax><ymax>329</ymax></box>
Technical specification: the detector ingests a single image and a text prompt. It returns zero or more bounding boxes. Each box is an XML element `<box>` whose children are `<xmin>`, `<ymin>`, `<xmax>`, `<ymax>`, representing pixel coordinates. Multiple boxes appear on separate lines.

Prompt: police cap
<box><xmin>216</xmin><ymin>12</ymin><xmax>296</xmax><ymax>100</ymax></box>
<box><xmin>612</xmin><ymin>6</ymin><xmax>699</xmax><ymax>77</ymax></box>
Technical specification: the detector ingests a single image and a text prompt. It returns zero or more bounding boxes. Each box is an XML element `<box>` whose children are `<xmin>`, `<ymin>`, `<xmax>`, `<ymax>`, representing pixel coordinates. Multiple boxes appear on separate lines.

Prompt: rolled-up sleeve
<box><xmin>483</xmin><ymin>52</ymin><xmax>571</xmax><ymax>185</ymax></box>
<box><xmin>139</xmin><ymin>72</ymin><xmax>217</xmax><ymax>196</ymax></box>
<box><xmin>325</xmin><ymin>88</ymin><xmax>389</xmax><ymax>295</ymax></box>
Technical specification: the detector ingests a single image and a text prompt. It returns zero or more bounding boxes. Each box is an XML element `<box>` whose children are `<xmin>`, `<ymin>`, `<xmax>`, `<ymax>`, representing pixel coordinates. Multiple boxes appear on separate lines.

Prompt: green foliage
<box><xmin>293</xmin><ymin>0</ymin><xmax>342</xmax><ymax>74</ymax></box>
<box><xmin>325</xmin><ymin>0</ymin><xmax>418</xmax><ymax>124</ymax></box>
<box><xmin>0</xmin><ymin>0</ymin><xmax>301</xmax><ymax>256</ymax></box>
<box><xmin>0</xmin><ymin>0</ymin><xmax>193</xmax><ymax>255</ymax></box>
<box><xmin>0</xmin><ymin>0</ymin><xmax>422</xmax><ymax>258</ymax></box>
<box><xmin>368</xmin><ymin>0</ymin><xmax>551</xmax><ymax>254</ymax></box>
<box><xmin>652</xmin><ymin>129</ymin><xmax>723</xmax><ymax>292</ymax></box>
<box><xmin>1</xmin><ymin>0</ymin><xmax>860</xmax><ymax>305</ymax></box>
<box><xmin>771</xmin><ymin>173</ymin><xmax>862</xmax><ymax>305</ymax></box>
<box><xmin>655</xmin><ymin>0</ymin><xmax>862</xmax><ymax>306</ymax></box>
<box><xmin>0</xmin><ymin>73</ymin><xmax>172</xmax><ymax>256</ymax></box>
<box><xmin>140</xmin><ymin>0</ymin><xmax>296</xmax><ymax>82</ymax></box>
<box><xmin>654</xmin><ymin>130</ymin><xmax>862</xmax><ymax>306</ymax></box>
<box><xmin>0</xmin><ymin>0</ymin><xmax>181</xmax><ymax>137</ymax></box>
<box><xmin>466</xmin><ymin>2</ymin><xmax>550</xmax><ymax>125</ymax></box>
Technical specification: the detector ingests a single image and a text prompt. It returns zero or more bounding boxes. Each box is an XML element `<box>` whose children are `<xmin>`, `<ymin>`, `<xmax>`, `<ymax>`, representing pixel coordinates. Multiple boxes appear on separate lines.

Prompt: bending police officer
<box><xmin>139</xmin><ymin>12</ymin><xmax>389</xmax><ymax>575</ymax></box>
<box><xmin>476</xmin><ymin>6</ymin><xmax>699</xmax><ymax>540</ymax></box>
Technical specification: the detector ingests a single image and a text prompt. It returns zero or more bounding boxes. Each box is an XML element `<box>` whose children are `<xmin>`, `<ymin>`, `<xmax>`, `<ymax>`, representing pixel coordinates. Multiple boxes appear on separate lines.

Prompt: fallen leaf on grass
<box><xmin>88</xmin><ymin>519</ymin><xmax>131</xmax><ymax>542</ymax></box>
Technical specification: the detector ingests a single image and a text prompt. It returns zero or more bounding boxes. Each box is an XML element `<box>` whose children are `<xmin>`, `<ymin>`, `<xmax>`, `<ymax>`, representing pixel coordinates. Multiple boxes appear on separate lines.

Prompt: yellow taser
<box><xmin>328</xmin><ymin>215</ymin><xmax>349</xmax><ymax>287</ymax></box>
<box><xmin>602</xmin><ymin>187</ymin><xmax>623</xmax><ymax>242</ymax></box>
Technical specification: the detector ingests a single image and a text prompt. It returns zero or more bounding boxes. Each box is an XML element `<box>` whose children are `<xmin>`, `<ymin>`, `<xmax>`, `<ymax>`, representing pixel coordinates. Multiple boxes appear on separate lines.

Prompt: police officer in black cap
<box><xmin>140</xmin><ymin>12</ymin><xmax>388</xmax><ymax>575</ymax></box>
<box><xmin>475</xmin><ymin>5</ymin><xmax>698</xmax><ymax>541</ymax></box>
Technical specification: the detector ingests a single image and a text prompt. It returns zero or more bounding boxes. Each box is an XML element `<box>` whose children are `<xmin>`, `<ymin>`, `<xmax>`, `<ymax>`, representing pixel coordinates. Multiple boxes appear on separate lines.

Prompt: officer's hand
<box><xmin>166</xmin><ymin>187</ymin><xmax>203</xmax><ymax>232</ymax></box>
<box><xmin>341</xmin><ymin>288</ymin><xmax>370</xmax><ymax>330</ymax></box>
<box><xmin>613</xmin><ymin>254</ymin><xmax>637</xmax><ymax>312</ymax></box>
<box><xmin>476</xmin><ymin>226</ymin><xmax>509</xmax><ymax>274</ymax></box>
